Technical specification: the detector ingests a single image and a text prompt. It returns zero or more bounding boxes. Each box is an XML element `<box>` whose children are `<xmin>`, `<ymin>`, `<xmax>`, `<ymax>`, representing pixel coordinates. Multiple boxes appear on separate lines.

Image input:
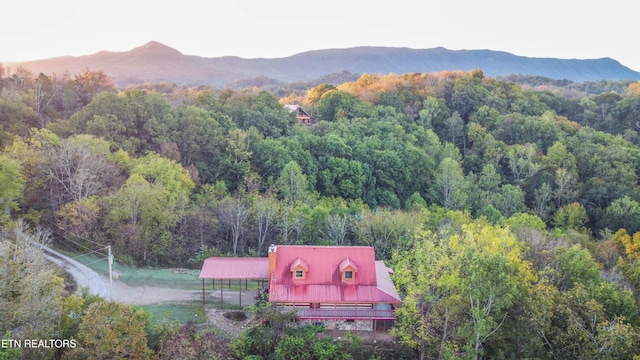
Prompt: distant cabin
<box><xmin>285</xmin><ymin>104</ymin><xmax>317</xmax><ymax>125</ymax></box>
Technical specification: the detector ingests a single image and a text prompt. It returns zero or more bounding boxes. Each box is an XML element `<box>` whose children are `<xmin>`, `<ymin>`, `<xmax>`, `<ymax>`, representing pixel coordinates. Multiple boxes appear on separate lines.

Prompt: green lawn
<box><xmin>140</xmin><ymin>301</ymin><xmax>246</xmax><ymax>327</ymax></box>
<box><xmin>57</xmin><ymin>247</ymin><xmax>262</xmax><ymax>291</ymax></box>
<box><xmin>141</xmin><ymin>302</ymin><xmax>208</xmax><ymax>325</ymax></box>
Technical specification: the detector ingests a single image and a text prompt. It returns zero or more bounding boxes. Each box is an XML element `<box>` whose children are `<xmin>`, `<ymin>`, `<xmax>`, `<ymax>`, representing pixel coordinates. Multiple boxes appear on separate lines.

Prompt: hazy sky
<box><xmin>3</xmin><ymin>0</ymin><xmax>639</xmax><ymax>72</ymax></box>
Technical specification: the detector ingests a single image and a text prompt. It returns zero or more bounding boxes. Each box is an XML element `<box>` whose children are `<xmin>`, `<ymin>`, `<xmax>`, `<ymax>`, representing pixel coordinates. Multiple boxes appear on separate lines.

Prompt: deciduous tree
<box><xmin>431</xmin><ymin>157</ymin><xmax>467</xmax><ymax>210</ymax></box>
<box><xmin>216</xmin><ymin>195</ymin><xmax>249</xmax><ymax>255</ymax></box>
<box><xmin>0</xmin><ymin>155</ymin><xmax>24</xmax><ymax>215</ymax></box>
<box><xmin>0</xmin><ymin>221</ymin><xmax>65</xmax><ymax>360</ymax></box>
<box><xmin>106</xmin><ymin>173</ymin><xmax>180</xmax><ymax>265</ymax></box>
<box><xmin>33</xmin><ymin>72</ymin><xmax>57</xmax><ymax>128</ymax></box>
<box><xmin>43</xmin><ymin>135</ymin><xmax>122</xmax><ymax>209</ymax></box>
<box><xmin>250</xmin><ymin>193</ymin><xmax>278</xmax><ymax>255</ymax></box>
<box><xmin>73</xmin><ymin>69</ymin><xmax>113</xmax><ymax>106</ymax></box>
<box><xmin>553</xmin><ymin>202</ymin><xmax>589</xmax><ymax>232</ymax></box>
<box><xmin>393</xmin><ymin>221</ymin><xmax>533</xmax><ymax>359</ymax></box>
<box><xmin>68</xmin><ymin>301</ymin><xmax>152</xmax><ymax>359</ymax></box>
<box><xmin>275</xmin><ymin>161</ymin><xmax>310</xmax><ymax>204</ymax></box>
<box><xmin>353</xmin><ymin>208</ymin><xmax>418</xmax><ymax>259</ymax></box>
<box><xmin>506</xmin><ymin>143</ymin><xmax>540</xmax><ymax>185</ymax></box>
<box><xmin>602</xmin><ymin>196</ymin><xmax>640</xmax><ymax>234</ymax></box>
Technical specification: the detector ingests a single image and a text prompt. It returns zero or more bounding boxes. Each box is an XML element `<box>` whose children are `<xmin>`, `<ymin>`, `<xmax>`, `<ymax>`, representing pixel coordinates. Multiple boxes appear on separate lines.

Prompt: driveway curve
<box><xmin>42</xmin><ymin>245</ymin><xmax>252</xmax><ymax>306</ymax></box>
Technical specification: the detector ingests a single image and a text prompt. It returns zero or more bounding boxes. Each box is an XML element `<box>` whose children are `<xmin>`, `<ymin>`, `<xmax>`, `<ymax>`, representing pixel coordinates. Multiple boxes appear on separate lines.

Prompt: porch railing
<box><xmin>279</xmin><ymin>306</ymin><xmax>395</xmax><ymax>320</ymax></box>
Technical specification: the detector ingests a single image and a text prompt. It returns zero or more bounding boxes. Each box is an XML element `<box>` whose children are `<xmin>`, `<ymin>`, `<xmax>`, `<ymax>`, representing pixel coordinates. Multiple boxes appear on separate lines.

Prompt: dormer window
<box><xmin>339</xmin><ymin>257</ymin><xmax>358</xmax><ymax>283</ymax></box>
<box><xmin>290</xmin><ymin>257</ymin><xmax>309</xmax><ymax>281</ymax></box>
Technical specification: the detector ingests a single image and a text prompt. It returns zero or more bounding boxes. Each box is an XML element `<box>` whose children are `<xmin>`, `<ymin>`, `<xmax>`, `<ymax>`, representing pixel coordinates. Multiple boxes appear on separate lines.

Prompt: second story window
<box><xmin>290</xmin><ymin>257</ymin><xmax>309</xmax><ymax>281</ymax></box>
<box><xmin>339</xmin><ymin>257</ymin><xmax>358</xmax><ymax>283</ymax></box>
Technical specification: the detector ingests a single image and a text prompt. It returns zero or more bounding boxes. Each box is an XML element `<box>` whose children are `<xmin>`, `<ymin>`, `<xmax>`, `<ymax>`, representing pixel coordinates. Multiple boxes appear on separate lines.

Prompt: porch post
<box><xmin>220</xmin><ymin>278</ymin><xmax>224</xmax><ymax>310</ymax></box>
<box><xmin>202</xmin><ymin>279</ymin><xmax>205</xmax><ymax>305</ymax></box>
<box><xmin>374</xmin><ymin>319</ymin><xmax>377</xmax><ymax>340</ymax></box>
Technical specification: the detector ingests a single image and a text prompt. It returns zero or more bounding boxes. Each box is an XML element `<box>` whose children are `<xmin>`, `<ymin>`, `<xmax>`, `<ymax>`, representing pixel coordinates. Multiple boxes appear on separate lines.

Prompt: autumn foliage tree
<box><xmin>0</xmin><ymin>221</ymin><xmax>66</xmax><ymax>360</ymax></box>
<box><xmin>393</xmin><ymin>220</ymin><xmax>534</xmax><ymax>359</ymax></box>
<box><xmin>65</xmin><ymin>301</ymin><xmax>152</xmax><ymax>359</ymax></box>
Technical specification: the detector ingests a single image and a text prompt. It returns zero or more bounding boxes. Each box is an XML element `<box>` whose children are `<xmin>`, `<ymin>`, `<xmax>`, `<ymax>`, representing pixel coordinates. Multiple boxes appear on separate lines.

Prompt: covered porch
<box><xmin>290</xmin><ymin>308</ymin><xmax>395</xmax><ymax>320</ymax></box>
<box><xmin>199</xmin><ymin>257</ymin><xmax>269</xmax><ymax>308</ymax></box>
<box><xmin>275</xmin><ymin>303</ymin><xmax>396</xmax><ymax>320</ymax></box>
<box><xmin>275</xmin><ymin>303</ymin><xmax>396</xmax><ymax>335</ymax></box>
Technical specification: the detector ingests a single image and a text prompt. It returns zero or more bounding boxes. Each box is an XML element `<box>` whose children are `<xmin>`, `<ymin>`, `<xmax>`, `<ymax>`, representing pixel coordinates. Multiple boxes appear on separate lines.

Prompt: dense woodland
<box><xmin>4</xmin><ymin>64</ymin><xmax>640</xmax><ymax>358</ymax></box>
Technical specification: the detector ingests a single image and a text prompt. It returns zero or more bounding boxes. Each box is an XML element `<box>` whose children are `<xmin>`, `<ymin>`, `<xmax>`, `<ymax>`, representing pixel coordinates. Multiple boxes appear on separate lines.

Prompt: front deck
<box><xmin>279</xmin><ymin>306</ymin><xmax>395</xmax><ymax>320</ymax></box>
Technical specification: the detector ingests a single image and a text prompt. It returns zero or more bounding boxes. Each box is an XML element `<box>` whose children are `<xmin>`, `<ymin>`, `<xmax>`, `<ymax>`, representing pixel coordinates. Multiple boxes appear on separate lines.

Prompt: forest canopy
<box><xmin>3</xmin><ymin>66</ymin><xmax>640</xmax><ymax>261</ymax></box>
<box><xmin>3</xmin><ymin>65</ymin><xmax>640</xmax><ymax>358</ymax></box>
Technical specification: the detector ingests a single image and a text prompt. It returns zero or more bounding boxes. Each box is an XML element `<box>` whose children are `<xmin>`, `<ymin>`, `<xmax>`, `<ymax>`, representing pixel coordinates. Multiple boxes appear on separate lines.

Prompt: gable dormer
<box><xmin>290</xmin><ymin>257</ymin><xmax>309</xmax><ymax>280</ymax></box>
<box><xmin>339</xmin><ymin>257</ymin><xmax>358</xmax><ymax>283</ymax></box>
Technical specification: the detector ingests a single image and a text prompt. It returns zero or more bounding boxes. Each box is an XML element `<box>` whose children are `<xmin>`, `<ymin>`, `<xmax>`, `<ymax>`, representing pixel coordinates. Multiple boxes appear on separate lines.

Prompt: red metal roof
<box><xmin>374</xmin><ymin>261</ymin><xmax>401</xmax><ymax>301</ymax></box>
<box><xmin>199</xmin><ymin>257</ymin><xmax>269</xmax><ymax>279</ymax></box>
<box><xmin>269</xmin><ymin>283</ymin><xmax>401</xmax><ymax>304</ymax></box>
<box><xmin>268</xmin><ymin>245</ymin><xmax>401</xmax><ymax>304</ymax></box>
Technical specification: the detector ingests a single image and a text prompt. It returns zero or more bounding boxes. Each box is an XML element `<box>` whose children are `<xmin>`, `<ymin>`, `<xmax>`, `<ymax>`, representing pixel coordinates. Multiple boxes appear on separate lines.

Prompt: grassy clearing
<box><xmin>57</xmin><ymin>249</ymin><xmax>202</xmax><ymax>289</ymax></box>
<box><xmin>56</xmin><ymin>247</ymin><xmax>263</xmax><ymax>291</ymax></box>
<box><xmin>113</xmin><ymin>266</ymin><xmax>203</xmax><ymax>290</ymax></box>
<box><xmin>141</xmin><ymin>302</ymin><xmax>208</xmax><ymax>325</ymax></box>
<box><xmin>141</xmin><ymin>301</ymin><xmax>246</xmax><ymax>325</ymax></box>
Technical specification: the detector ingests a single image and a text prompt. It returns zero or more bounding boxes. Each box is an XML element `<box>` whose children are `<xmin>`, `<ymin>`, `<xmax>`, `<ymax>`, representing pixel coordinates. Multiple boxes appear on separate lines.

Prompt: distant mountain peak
<box><xmin>130</xmin><ymin>41</ymin><xmax>183</xmax><ymax>57</ymax></box>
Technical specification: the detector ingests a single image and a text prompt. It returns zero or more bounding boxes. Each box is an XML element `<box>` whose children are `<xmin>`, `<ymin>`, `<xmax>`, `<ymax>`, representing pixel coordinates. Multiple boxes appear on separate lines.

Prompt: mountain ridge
<box><xmin>6</xmin><ymin>41</ymin><xmax>640</xmax><ymax>87</ymax></box>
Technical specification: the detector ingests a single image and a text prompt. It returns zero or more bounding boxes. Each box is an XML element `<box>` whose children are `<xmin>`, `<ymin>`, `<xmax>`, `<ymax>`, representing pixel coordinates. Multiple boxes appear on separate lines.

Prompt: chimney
<box><xmin>268</xmin><ymin>244</ymin><xmax>277</xmax><ymax>285</ymax></box>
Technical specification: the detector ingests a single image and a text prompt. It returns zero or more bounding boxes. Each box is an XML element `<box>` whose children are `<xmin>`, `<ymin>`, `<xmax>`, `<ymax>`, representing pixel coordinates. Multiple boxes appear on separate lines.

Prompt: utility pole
<box><xmin>108</xmin><ymin>245</ymin><xmax>113</xmax><ymax>301</ymax></box>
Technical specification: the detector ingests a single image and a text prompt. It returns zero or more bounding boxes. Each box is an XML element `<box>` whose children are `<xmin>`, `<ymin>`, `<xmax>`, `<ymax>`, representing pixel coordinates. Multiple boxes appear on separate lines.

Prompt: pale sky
<box><xmin>2</xmin><ymin>0</ymin><xmax>639</xmax><ymax>72</ymax></box>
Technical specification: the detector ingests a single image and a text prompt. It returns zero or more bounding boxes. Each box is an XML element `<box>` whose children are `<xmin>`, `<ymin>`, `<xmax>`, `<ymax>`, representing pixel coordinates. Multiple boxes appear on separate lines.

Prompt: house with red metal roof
<box><xmin>267</xmin><ymin>244</ymin><xmax>401</xmax><ymax>331</ymax></box>
<box><xmin>199</xmin><ymin>244</ymin><xmax>402</xmax><ymax>331</ymax></box>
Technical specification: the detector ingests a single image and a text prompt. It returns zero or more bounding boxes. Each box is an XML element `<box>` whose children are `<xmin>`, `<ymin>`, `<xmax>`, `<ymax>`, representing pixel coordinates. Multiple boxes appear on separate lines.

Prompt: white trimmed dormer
<box><xmin>339</xmin><ymin>257</ymin><xmax>358</xmax><ymax>284</ymax></box>
<box><xmin>290</xmin><ymin>257</ymin><xmax>309</xmax><ymax>281</ymax></box>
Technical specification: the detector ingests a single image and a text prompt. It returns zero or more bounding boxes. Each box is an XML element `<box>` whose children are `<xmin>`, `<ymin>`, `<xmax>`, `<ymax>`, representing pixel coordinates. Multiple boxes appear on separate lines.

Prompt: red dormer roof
<box><xmin>289</xmin><ymin>257</ymin><xmax>309</xmax><ymax>272</ymax></box>
<box><xmin>339</xmin><ymin>257</ymin><xmax>358</xmax><ymax>272</ymax></box>
<box><xmin>268</xmin><ymin>245</ymin><xmax>401</xmax><ymax>304</ymax></box>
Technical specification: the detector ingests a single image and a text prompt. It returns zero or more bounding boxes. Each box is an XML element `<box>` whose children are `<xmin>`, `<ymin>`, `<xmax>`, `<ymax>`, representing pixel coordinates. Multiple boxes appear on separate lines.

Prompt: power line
<box><xmin>81</xmin><ymin>252</ymin><xmax>111</xmax><ymax>267</ymax></box>
<box><xmin>38</xmin><ymin>217</ymin><xmax>108</xmax><ymax>256</ymax></box>
<box><xmin>36</xmin><ymin>218</ymin><xmax>115</xmax><ymax>300</ymax></box>
<box><xmin>71</xmin><ymin>246</ymin><xmax>110</xmax><ymax>261</ymax></box>
<box><xmin>40</xmin><ymin>217</ymin><xmax>106</xmax><ymax>248</ymax></box>
<box><xmin>31</xmin><ymin>219</ymin><xmax>90</xmax><ymax>255</ymax></box>
<box><xmin>46</xmin><ymin>225</ymin><xmax>102</xmax><ymax>256</ymax></box>
<box><xmin>19</xmin><ymin>208</ymin><xmax>115</xmax><ymax>300</ymax></box>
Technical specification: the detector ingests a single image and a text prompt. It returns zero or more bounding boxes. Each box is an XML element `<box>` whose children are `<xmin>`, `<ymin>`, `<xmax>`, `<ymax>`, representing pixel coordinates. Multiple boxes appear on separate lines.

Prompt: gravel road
<box><xmin>42</xmin><ymin>245</ymin><xmax>254</xmax><ymax>306</ymax></box>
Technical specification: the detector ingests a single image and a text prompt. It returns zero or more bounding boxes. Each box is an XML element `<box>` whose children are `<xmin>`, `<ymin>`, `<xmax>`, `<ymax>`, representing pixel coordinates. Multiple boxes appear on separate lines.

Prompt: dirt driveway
<box><xmin>43</xmin><ymin>246</ymin><xmax>395</xmax><ymax>342</ymax></box>
<box><xmin>42</xmin><ymin>244</ymin><xmax>255</xmax><ymax>306</ymax></box>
